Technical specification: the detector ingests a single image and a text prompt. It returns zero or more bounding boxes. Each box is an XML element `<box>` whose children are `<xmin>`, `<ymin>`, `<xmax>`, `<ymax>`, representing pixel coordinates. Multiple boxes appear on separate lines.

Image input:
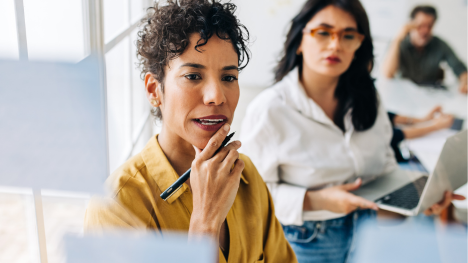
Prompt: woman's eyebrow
<box><xmin>179</xmin><ymin>63</ymin><xmax>238</xmax><ymax>71</ymax></box>
<box><xmin>222</xmin><ymin>65</ymin><xmax>239</xmax><ymax>71</ymax></box>
<box><xmin>318</xmin><ymin>23</ymin><xmax>358</xmax><ymax>31</ymax></box>
<box><xmin>179</xmin><ymin>63</ymin><xmax>206</xmax><ymax>69</ymax></box>
<box><xmin>319</xmin><ymin>23</ymin><xmax>334</xmax><ymax>28</ymax></box>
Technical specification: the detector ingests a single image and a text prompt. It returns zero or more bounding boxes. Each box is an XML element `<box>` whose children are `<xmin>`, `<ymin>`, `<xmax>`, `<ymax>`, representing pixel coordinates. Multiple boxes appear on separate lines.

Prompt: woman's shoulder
<box><xmin>106</xmin><ymin>153</ymin><xmax>149</xmax><ymax>196</ymax></box>
<box><xmin>86</xmin><ymin>153</ymin><xmax>155</xmax><ymax>231</ymax></box>
<box><xmin>85</xmin><ymin>196</ymin><xmax>147</xmax><ymax>233</ymax></box>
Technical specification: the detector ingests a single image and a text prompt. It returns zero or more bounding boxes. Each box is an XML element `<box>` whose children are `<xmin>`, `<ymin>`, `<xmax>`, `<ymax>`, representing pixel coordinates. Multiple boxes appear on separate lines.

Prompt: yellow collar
<box><xmin>140</xmin><ymin>135</ymin><xmax>248</xmax><ymax>204</ymax></box>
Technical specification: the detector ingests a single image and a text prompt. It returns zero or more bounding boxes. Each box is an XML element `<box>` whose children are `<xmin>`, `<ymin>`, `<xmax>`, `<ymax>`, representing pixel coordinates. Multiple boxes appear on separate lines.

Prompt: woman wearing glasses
<box><xmin>240</xmin><ymin>0</ymin><xmax>461</xmax><ymax>262</ymax></box>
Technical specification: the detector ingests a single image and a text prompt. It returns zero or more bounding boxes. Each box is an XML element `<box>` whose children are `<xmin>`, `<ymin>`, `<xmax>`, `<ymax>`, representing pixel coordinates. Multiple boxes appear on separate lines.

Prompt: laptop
<box><xmin>353</xmin><ymin>130</ymin><xmax>467</xmax><ymax>216</ymax></box>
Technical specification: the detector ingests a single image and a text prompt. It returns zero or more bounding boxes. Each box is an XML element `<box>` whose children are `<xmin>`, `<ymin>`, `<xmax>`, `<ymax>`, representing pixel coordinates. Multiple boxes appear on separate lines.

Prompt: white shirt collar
<box><xmin>281</xmin><ymin>67</ymin><xmax>352</xmax><ymax>131</ymax></box>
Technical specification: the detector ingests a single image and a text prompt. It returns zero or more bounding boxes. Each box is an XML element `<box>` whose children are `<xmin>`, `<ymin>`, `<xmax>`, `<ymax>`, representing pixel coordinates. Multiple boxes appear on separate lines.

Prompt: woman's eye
<box><xmin>222</xmin><ymin>75</ymin><xmax>238</xmax><ymax>82</ymax></box>
<box><xmin>185</xmin><ymin>74</ymin><xmax>201</xmax><ymax>80</ymax></box>
<box><xmin>317</xmin><ymin>30</ymin><xmax>330</xmax><ymax>36</ymax></box>
<box><xmin>343</xmin><ymin>34</ymin><xmax>355</xmax><ymax>40</ymax></box>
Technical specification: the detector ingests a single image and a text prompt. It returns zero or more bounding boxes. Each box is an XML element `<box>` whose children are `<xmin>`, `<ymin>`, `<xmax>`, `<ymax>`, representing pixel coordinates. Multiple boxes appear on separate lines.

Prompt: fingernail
<box><xmin>235</xmin><ymin>140</ymin><xmax>241</xmax><ymax>146</ymax></box>
<box><xmin>224</xmin><ymin>123</ymin><xmax>230</xmax><ymax>131</ymax></box>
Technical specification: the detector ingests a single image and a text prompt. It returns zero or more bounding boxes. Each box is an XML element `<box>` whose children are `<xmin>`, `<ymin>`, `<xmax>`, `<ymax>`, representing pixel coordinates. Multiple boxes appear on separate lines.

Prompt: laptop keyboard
<box><xmin>375</xmin><ymin>176</ymin><xmax>428</xmax><ymax>210</ymax></box>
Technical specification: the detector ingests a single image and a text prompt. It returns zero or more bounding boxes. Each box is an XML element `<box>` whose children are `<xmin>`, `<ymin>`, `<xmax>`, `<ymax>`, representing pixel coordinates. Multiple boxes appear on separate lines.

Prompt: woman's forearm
<box><xmin>402</xmin><ymin>125</ymin><xmax>437</xmax><ymax>139</ymax></box>
<box><xmin>303</xmin><ymin>190</ymin><xmax>321</xmax><ymax>211</ymax></box>
<box><xmin>188</xmin><ymin>213</ymin><xmax>221</xmax><ymax>262</ymax></box>
<box><xmin>303</xmin><ymin>179</ymin><xmax>378</xmax><ymax>214</ymax></box>
<box><xmin>393</xmin><ymin>115</ymin><xmax>424</xmax><ymax>125</ymax></box>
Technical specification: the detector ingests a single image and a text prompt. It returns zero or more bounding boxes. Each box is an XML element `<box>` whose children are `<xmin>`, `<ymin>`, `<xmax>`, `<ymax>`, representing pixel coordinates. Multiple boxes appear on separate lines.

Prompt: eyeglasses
<box><xmin>302</xmin><ymin>27</ymin><xmax>365</xmax><ymax>51</ymax></box>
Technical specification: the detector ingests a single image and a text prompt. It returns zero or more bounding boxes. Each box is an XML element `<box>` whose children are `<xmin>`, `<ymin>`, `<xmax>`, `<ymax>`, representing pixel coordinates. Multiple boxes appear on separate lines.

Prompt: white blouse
<box><xmin>239</xmin><ymin>68</ymin><xmax>397</xmax><ymax>226</ymax></box>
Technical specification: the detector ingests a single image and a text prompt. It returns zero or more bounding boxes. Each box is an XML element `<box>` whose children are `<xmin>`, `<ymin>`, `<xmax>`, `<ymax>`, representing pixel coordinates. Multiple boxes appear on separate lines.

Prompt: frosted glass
<box><xmin>66</xmin><ymin>234</ymin><xmax>216</xmax><ymax>263</ymax></box>
<box><xmin>0</xmin><ymin>58</ymin><xmax>107</xmax><ymax>193</ymax></box>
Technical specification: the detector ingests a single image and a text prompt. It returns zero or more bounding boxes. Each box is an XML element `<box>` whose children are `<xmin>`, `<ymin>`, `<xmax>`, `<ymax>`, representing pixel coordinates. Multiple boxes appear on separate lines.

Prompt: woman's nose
<box><xmin>203</xmin><ymin>80</ymin><xmax>226</xmax><ymax>106</ymax></box>
<box><xmin>328</xmin><ymin>36</ymin><xmax>342</xmax><ymax>50</ymax></box>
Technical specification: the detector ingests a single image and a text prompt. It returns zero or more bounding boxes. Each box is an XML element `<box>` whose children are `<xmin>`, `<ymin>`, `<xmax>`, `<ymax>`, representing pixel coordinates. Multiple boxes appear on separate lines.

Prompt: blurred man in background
<box><xmin>382</xmin><ymin>5</ymin><xmax>467</xmax><ymax>93</ymax></box>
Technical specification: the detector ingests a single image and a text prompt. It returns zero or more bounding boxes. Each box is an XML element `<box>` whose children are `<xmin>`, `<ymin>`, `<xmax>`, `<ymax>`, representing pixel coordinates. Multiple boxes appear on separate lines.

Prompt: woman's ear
<box><xmin>145</xmin><ymin>73</ymin><xmax>161</xmax><ymax>107</ymax></box>
<box><xmin>296</xmin><ymin>44</ymin><xmax>302</xmax><ymax>55</ymax></box>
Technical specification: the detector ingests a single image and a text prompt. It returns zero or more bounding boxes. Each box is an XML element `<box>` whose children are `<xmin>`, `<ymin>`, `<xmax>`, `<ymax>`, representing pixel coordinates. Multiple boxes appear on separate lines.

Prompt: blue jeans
<box><xmin>282</xmin><ymin>209</ymin><xmax>376</xmax><ymax>263</ymax></box>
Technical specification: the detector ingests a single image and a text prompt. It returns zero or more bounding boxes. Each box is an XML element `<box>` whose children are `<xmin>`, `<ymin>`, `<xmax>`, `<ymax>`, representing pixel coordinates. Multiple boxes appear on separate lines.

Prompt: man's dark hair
<box><xmin>410</xmin><ymin>5</ymin><xmax>437</xmax><ymax>20</ymax></box>
<box><xmin>136</xmin><ymin>0</ymin><xmax>250</xmax><ymax>120</ymax></box>
<box><xmin>275</xmin><ymin>0</ymin><xmax>378</xmax><ymax>132</ymax></box>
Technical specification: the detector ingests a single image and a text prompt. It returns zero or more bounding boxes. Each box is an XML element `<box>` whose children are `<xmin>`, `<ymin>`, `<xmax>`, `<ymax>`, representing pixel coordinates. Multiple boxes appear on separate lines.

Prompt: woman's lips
<box><xmin>325</xmin><ymin>56</ymin><xmax>341</xmax><ymax>64</ymax></box>
<box><xmin>192</xmin><ymin>115</ymin><xmax>228</xmax><ymax>131</ymax></box>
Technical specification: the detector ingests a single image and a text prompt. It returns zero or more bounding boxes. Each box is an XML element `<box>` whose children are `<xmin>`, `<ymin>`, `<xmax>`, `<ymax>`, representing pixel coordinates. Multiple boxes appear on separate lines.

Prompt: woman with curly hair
<box><xmin>84</xmin><ymin>0</ymin><xmax>297</xmax><ymax>262</ymax></box>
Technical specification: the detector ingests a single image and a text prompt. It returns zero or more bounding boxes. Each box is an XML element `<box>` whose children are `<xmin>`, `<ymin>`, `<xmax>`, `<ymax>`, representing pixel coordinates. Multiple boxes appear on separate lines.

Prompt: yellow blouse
<box><xmin>84</xmin><ymin>135</ymin><xmax>297</xmax><ymax>263</ymax></box>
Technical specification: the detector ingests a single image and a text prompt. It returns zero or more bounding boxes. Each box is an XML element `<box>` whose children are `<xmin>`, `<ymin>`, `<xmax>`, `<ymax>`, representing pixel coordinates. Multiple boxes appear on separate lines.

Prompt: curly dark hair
<box><xmin>136</xmin><ymin>0</ymin><xmax>250</xmax><ymax>120</ymax></box>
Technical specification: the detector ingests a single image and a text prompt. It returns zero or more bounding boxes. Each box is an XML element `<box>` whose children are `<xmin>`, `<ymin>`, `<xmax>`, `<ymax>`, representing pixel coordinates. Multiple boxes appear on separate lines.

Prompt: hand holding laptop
<box><xmin>424</xmin><ymin>191</ymin><xmax>465</xmax><ymax>215</ymax></box>
<box><xmin>303</xmin><ymin>178</ymin><xmax>379</xmax><ymax>214</ymax></box>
